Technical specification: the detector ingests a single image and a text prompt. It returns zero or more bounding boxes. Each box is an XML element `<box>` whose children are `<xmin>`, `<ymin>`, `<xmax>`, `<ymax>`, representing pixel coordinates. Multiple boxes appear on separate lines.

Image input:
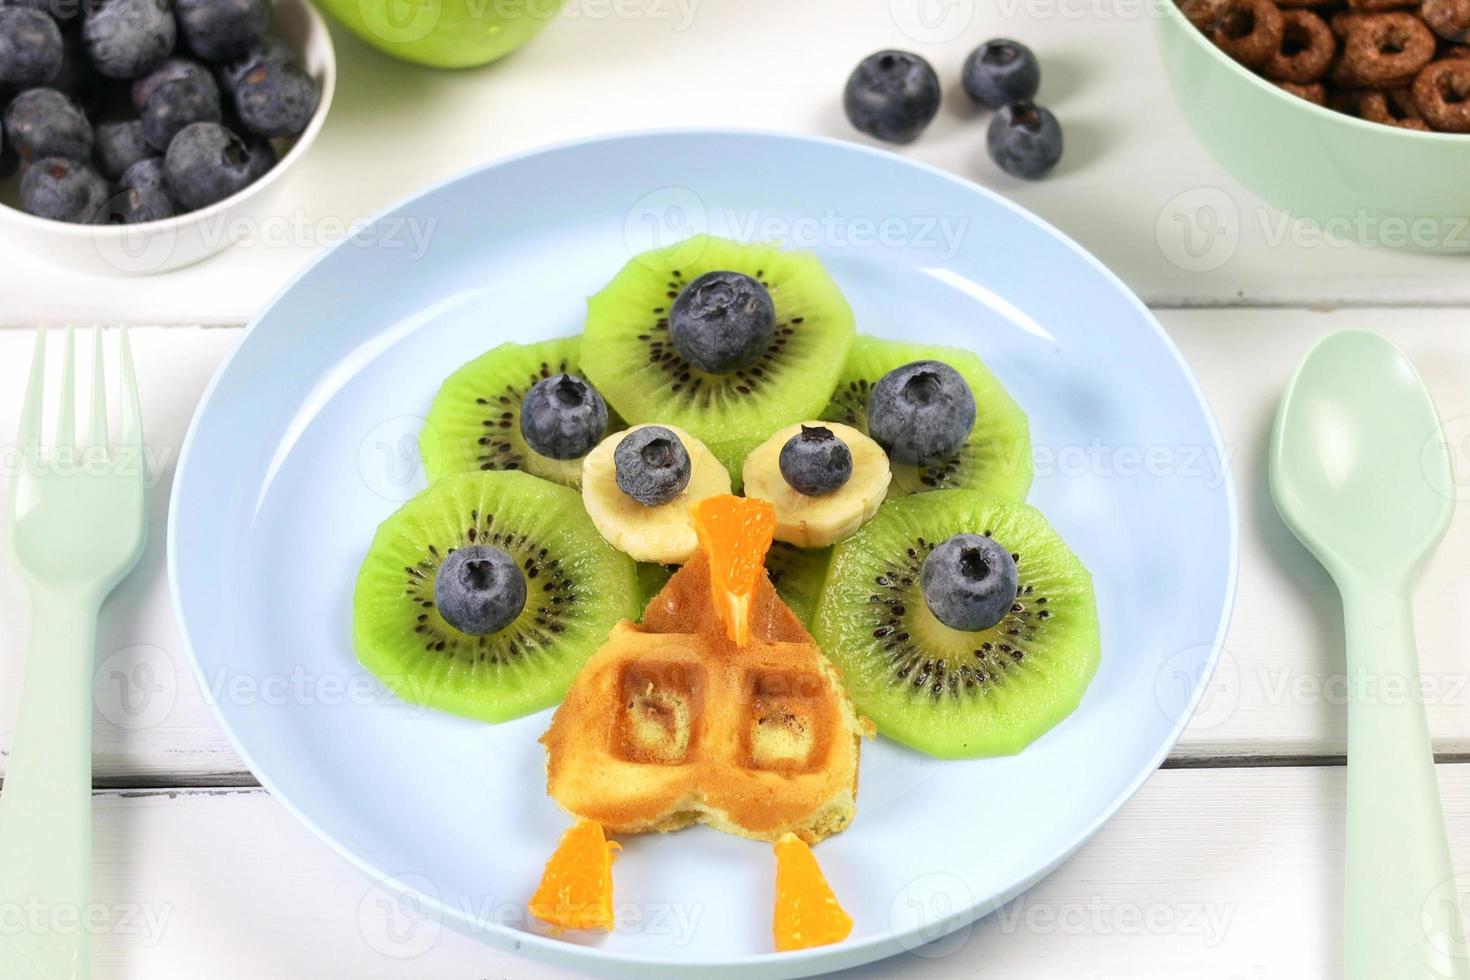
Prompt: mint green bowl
<box><xmin>1155</xmin><ymin>3</ymin><xmax>1470</xmax><ymax>251</ymax></box>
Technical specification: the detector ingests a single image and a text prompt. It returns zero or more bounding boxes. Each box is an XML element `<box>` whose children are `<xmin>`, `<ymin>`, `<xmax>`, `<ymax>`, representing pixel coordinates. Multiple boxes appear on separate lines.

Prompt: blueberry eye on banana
<box><xmin>434</xmin><ymin>544</ymin><xmax>527</xmax><ymax>637</ymax></box>
<box><xmin>779</xmin><ymin>425</ymin><xmax>852</xmax><ymax>497</ymax></box>
<box><xmin>613</xmin><ymin>425</ymin><xmax>691</xmax><ymax>506</ymax></box>
<box><xmin>582</xmin><ymin>423</ymin><xmax>731</xmax><ymax>564</ymax></box>
<box><xmin>743</xmin><ymin>421</ymin><xmax>890</xmax><ymax>549</ymax></box>
<box><xmin>668</xmin><ymin>270</ymin><xmax>775</xmax><ymax>374</ymax></box>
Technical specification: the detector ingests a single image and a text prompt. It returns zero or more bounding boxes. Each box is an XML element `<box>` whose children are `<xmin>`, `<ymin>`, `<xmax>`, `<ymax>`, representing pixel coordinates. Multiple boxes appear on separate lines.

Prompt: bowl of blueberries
<box><xmin>0</xmin><ymin>0</ymin><xmax>334</xmax><ymax>274</ymax></box>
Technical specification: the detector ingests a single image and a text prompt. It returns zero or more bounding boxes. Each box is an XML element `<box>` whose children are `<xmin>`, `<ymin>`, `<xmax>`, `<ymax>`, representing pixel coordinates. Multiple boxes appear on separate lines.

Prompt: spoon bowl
<box><xmin>1271</xmin><ymin>330</ymin><xmax>1453</xmax><ymax>583</ymax></box>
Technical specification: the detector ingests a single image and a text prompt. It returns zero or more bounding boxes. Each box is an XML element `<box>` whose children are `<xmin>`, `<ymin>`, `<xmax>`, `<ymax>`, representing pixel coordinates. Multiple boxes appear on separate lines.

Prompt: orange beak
<box><xmin>691</xmin><ymin>495</ymin><xmax>777</xmax><ymax>647</ymax></box>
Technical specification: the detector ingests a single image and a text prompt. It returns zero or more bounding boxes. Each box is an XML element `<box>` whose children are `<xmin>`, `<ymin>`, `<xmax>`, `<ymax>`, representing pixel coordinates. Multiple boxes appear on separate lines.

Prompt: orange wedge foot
<box><xmin>529</xmin><ymin>819</ymin><xmax>621</xmax><ymax>933</ymax></box>
<box><xmin>772</xmin><ymin>832</ymin><xmax>853</xmax><ymax>952</ymax></box>
<box><xmin>691</xmin><ymin>495</ymin><xmax>776</xmax><ymax>647</ymax></box>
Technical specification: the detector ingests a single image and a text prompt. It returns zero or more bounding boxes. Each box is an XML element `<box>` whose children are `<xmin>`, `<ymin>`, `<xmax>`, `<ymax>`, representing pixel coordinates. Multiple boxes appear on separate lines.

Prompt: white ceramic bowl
<box><xmin>0</xmin><ymin>0</ymin><xmax>335</xmax><ymax>276</ymax></box>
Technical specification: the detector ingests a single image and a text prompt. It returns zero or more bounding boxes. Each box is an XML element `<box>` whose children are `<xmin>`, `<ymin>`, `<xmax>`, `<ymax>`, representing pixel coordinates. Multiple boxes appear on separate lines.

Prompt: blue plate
<box><xmin>169</xmin><ymin>130</ymin><xmax>1237</xmax><ymax>978</ymax></box>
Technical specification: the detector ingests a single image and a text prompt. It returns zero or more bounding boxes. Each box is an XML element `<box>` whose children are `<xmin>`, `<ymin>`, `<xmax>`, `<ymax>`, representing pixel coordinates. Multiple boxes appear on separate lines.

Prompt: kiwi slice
<box><xmin>421</xmin><ymin>337</ymin><xmax>622</xmax><ymax>488</ymax></box>
<box><xmin>821</xmin><ymin>335</ymin><xmax>1031</xmax><ymax>500</ymax></box>
<box><xmin>634</xmin><ymin>544</ymin><xmax>830</xmax><ymax>627</ymax></box>
<box><xmin>814</xmin><ymin>490</ymin><xmax>1099</xmax><ymax>758</ymax></box>
<box><xmin>764</xmin><ymin>541</ymin><xmax>831</xmax><ymax>627</ymax></box>
<box><xmin>353</xmin><ymin>470</ymin><xmax>639</xmax><ymax>722</ymax></box>
<box><xmin>581</xmin><ymin>235</ymin><xmax>856</xmax><ymax>481</ymax></box>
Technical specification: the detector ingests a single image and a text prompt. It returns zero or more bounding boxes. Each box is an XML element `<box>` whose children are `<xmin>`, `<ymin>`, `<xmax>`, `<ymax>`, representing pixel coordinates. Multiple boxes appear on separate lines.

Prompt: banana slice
<box><xmin>743</xmin><ymin>422</ymin><xmax>891</xmax><ymax>548</ymax></box>
<box><xmin>582</xmin><ymin>423</ymin><xmax>732</xmax><ymax>563</ymax></box>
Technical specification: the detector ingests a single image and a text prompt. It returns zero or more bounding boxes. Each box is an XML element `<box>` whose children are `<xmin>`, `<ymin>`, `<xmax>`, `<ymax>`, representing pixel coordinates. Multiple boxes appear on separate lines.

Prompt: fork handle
<box><xmin>0</xmin><ymin>591</ymin><xmax>100</xmax><ymax>980</ymax></box>
<box><xmin>1341</xmin><ymin>584</ymin><xmax>1470</xmax><ymax>980</ymax></box>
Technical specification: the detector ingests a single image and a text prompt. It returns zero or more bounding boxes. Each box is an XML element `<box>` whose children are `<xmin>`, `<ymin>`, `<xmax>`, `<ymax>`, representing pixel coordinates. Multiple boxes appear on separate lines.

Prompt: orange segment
<box><xmin>772</xmin><ymin>832</ymin><xmax>853</xmax><ymax>952</ymax></box>
<box><xmin>528</xmin><ymin>819</ymin><xmax>621</xmax><ymax>932</ymax></box>
<box><xmin>691</xmin><ymin>495</ymin><xmax>776</xmax><ymax>647</ymax></box>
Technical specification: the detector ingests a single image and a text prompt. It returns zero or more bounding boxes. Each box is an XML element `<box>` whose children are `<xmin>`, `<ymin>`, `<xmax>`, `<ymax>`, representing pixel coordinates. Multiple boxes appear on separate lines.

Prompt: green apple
<box><xmin>315</xmin><ymin>0</ymin><xmax>564</xmax><ymax>68</ymax></box>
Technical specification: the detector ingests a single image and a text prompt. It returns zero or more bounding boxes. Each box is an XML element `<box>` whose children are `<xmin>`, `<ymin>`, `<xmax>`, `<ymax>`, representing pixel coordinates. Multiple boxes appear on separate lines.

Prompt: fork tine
<box><xmin>90</xmin><ymin>326</ymin><xmax>108</xmax><ymax>452</ymax></box>
<box><xmin>55</xmin><ymin>326</ymin><xmax>75</xmax><ymax>452</ymax></box>
<box><xmin>118</xmin><ymin>326</ymin><xmax>143</xmax><ymax>452</ymax></box>
<box><xmin>16</xmin><ymin>328</ymin><xmax>45</xmax><ymax>462</ymax></box>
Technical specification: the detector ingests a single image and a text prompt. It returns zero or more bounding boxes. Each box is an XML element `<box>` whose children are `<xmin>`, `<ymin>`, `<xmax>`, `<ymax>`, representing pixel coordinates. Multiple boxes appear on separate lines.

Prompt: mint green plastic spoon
<box><xmin>1270</xmin><ymin>330</ymin><xmax>1469</xmax><ymax>980</ymax></box>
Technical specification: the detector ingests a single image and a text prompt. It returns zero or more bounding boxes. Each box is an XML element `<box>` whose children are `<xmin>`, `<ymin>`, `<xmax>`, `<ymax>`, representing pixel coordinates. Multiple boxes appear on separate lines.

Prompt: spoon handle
<box><xmin>1342</xmin><ymin>587</ymin><xmax>1469</xmax><ymax>980</ymax></box>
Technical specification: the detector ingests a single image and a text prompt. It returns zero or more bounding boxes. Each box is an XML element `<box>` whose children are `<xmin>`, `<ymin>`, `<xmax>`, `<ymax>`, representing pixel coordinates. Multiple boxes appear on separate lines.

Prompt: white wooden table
<box><xmin>3</xmin><ymin>1</ymin><xmax>1469</xmax><ymax>976</ymax></box>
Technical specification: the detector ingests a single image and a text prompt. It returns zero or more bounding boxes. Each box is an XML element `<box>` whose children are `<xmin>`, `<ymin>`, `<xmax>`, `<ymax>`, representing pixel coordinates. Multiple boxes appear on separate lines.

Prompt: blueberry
<box><xmin>986</xmin><ymin>101</ymin><xmax>1062</xmax><ymax>179</ymax></box>
<box><xmin>614</xmin><ymin>426</ymin><xmax>691</xmax><ymax>507</ymax></box>
<box><xmin>779</xmin><ymin>425</ymin><xmax>853</xmax><ymax>497</ymax></box>
<box><xmin>0</xmin><ymin>8</ymin><xmax>61</xmax><ymax>86</ymax></box>
<box><xmin>215</xmin><ymin>34</ymin><xmax>294</xmax><ymax>95</ymax></box>
<box><xmin>130</xmin><ymin>55</ymin><xmax>208</xmax><ymax>109</ymax></box>
<box><xmin>919</xmin><ymin>533</ymin><xmax>1018</xmax><ymax>633</ymax></box>
<box><xmin>668</xmin><ymin>270</ymin><xmax>774</xmax><ymax>374</ymax></box>
<box><xmin>961</xmin><ymin>39</ymin><xmax>1040</xmax><ymax>110</ymax></box>
<box><xmin>163</xmin><ymin>119</ymin><xmax>249</xmax><ymax>208</ymax></box>
<box><xmin>117</xmin><ymin>152</ymin><xmax>161</xmax><ymax>189</ymax></box>
<box><xmin>4</xmin><ymin>87</ymin><xmax>91</xmax><ymax>162</ymax></box>
<box><xmin>19</xmin><ymin>155</ymin><xmax>107</xmax><ymax>221</ymax></box>
<box><xmin>138</xmin><ymin>59</ymin><xmax>219</xmax><ymax>149</ymax></box>
<box><xmin>231</xmin><ymin>57</ymin><xmax>315</xmax><ymax>137</ymax></box>
<box><xmin>94</xmin><ymin>183</ymin><xmax>171</xmax><ymax>223</ymax></box>
<box><xmin>82</xmin><ymin>0</ymin><xmax>175</xmax><ymax>80</ymax></box>
<box><xmin>3</xmin><ymin>0</ymin><xmax>84</xmax><ymax>23</ymax></box>
<box><xmin>433</xmin><ymin>545</ymin><xmax>526</xmax><ymax>637</ymax></box>
<box><xmin>93</xmin><ymin>117</ymin><xmax>150</xmax><ymax>177</ymax></box>
<box><xmin>866</xmin><ymin>360</ymin><xmax>975</xmax><ymax>466</ymax></box>
<box><xmin>843</xmin><ymin>50</ymin><xmax>940</xmax><ymax>145</ymax></box>
<box><xmin>176</xmin><ymin>0</ymin><xmax>267</xmax><ymax>61</ymax></box>
<box><xmin>519</xmin><ymin>374</ymin><xmax>608</xmax><ymax>461</ymax></box>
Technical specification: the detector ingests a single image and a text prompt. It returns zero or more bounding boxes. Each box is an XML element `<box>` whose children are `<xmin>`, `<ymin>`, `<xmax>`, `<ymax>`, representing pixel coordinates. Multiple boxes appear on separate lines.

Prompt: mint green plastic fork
<box><xmin>0</xmin><ymin>328</ymin><xmax>146</xmax><ymax>980</ymax></box>
<box><xmin>1271</xmin><ymin>330</ymin><xmax>1469</xmax><ymax>980</ymax></box>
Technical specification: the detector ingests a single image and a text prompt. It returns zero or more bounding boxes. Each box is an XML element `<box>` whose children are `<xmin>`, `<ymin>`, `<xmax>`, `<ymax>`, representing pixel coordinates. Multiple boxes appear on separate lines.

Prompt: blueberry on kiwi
<box><xmin>815</xmin><ymin>490</ymin><xmax>1099</xmax><ymax>758</ymax></box>
<box><xmin>421</xmin><ymin>337</ymin><xmax>624</xmax><ymax>489</ymax></box>
<box><xmin>866</xmin><ymin>359</ymin><xmax>976</xmax><ymax>466</ymax></box>
<box><xmin>519</xmin><ymin>374</ymin><xmax>609</xmax><ymax>462</ymax></box>
<box><xmin>433</xmin><ymin>544</ymin><xmax>526</xmax><ymax>637</ymax></box>
<box><xmin>353</xmin><ymin>470</ymin><xmax>639</xmax><ymax>723</ymax></box>
<box><xmin>668</xmin><ymin>270</ymin><xmax>775</xmax><ymax>374</ymax></box>
<box><xmin>821</xmin><ymin>335</ymin><xmax>1031</xmax><ymax>500</ymax></box>
<box><xmin>580</xmin><ymin>235</ymin><xmax>856</xmax><ymax>482</ymax></box>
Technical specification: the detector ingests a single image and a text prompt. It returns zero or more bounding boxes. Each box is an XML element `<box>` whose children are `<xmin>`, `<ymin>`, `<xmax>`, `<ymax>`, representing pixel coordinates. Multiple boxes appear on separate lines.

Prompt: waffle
<box><xmin>540</xmin><ymin>554</ymin><xmax>869</xmax><ymax>844</ymax></box>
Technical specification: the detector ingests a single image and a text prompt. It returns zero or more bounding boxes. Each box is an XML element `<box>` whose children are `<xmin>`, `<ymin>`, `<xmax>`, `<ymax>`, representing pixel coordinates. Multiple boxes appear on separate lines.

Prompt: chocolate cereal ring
<box><xmin>1265</xmin><ymin>10</ymin><xmax>1338</xmax><ymax>80</ymax></box>
<box><xmin>1278</xmin><ymin>80</ymin><xmax>1330</xmax><ymax>101</ymax></box>
<box><xmin>1211</xmin><ymin>0</ymin><xmax>1286</xmax><ymax>67</ymax></box>
<box><xmin>1413</xmin><ymin>57</ymin><xmax>1470</xmax><ymax>128</ymax></box>
<box><xmin>1346</xmin><ymin>0</ymin><xmax>1415</xmax><ymax>11</ymax></box>
<box><xmin>1336</xmin><ymin>12</ymin><xmax>1437</xmax><ymax>87</ymax></box>
<box><xmin>1331</xmin><ymin>10</ymin><xmax>1372</xmax><ymax>37</ymax></box>
<box><xmin>1424</xmin><ymin>0</ymin><xmax>1470</xmax><ymax>43</ymax></box>
<box><xmin>1359</xmin><ymin>87</ymin><xmax>1433</xmax><ymax>125</ymax></box>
